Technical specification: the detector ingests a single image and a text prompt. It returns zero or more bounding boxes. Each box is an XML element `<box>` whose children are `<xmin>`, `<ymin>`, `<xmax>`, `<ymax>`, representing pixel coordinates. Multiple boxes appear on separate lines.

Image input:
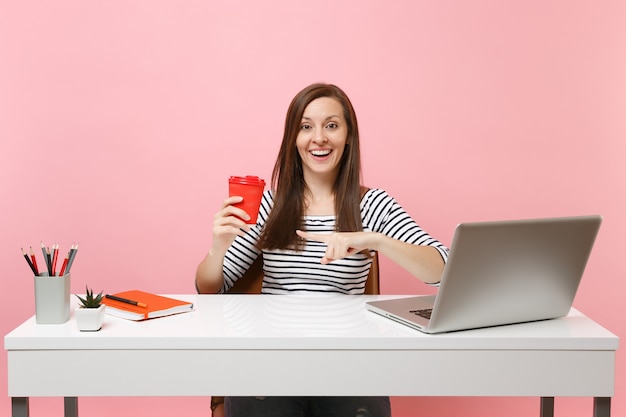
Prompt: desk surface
<box><xmin>5</xmin><ymin>294</ymin><xmax>618</xmax><ymax>350</ymax></box>
<box><xmin>4</xmin><ymin>294</ymin><xmax>619</xmax><ymax>398</ymax></box>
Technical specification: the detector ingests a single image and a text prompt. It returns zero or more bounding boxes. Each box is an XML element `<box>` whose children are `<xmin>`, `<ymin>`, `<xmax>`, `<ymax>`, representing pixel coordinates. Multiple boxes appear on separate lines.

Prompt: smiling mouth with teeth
<box><xmin>310</xmin><ymin>150</ymin><xmax>332</xmax><ymax>157</ymax></box>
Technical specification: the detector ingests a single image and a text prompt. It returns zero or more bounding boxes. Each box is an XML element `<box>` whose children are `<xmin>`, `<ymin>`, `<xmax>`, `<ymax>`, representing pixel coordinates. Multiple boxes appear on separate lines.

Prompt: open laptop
<box><xmin>366</xmin><ymin>215</ymin><xmax>602</xmax><ymax>333</ymax></box>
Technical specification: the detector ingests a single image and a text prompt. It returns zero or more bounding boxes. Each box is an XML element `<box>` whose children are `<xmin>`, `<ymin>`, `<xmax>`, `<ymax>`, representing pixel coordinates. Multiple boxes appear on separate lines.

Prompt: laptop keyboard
<box><xmin>409</xmin><ymin>308</ymin><xmax>433</xmax><ymax>320</ymax></box>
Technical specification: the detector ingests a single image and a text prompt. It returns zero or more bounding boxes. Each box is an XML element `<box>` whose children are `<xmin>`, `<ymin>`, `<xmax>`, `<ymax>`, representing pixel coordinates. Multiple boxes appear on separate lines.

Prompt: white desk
<box><xmin>5</xmin><ymin>294</ymin><xmax>619</xmax><ymax>417</ymax></box>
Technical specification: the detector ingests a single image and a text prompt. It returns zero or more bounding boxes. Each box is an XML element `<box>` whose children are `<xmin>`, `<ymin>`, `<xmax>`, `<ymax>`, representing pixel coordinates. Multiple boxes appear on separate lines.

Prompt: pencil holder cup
<box><xmin>34</xmin><ymin>273</ymin><xmax>71</xmax><ymax>324</ymax></box>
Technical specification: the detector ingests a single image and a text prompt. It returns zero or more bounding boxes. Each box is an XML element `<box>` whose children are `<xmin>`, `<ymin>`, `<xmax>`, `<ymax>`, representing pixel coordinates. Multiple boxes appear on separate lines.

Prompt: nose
<box><xmin>312</xmin><ymin>127</ymin><xmax>328</xmax><ymax>143</ymax></box>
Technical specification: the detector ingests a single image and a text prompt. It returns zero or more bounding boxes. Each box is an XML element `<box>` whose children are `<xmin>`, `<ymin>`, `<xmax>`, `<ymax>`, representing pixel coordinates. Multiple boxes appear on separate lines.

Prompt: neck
<box><xmin>303</xmin><ymin>182</ymin><xmax>335</xmax><ymax>216</ymax></box>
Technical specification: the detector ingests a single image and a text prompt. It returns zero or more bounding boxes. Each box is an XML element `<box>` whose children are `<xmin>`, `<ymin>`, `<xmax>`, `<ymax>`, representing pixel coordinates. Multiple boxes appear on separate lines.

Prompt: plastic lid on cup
<box><xmin>229</xmin><ymin>176</ymin><xmax>266</xmax><ymax>186</ymax></box>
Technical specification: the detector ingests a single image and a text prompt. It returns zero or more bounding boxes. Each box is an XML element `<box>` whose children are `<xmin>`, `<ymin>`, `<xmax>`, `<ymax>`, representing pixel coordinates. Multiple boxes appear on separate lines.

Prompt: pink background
<box><xmin>1</xmin><ymin>1</ymin><xmax>624</xmax><ymax>416</ymax></box>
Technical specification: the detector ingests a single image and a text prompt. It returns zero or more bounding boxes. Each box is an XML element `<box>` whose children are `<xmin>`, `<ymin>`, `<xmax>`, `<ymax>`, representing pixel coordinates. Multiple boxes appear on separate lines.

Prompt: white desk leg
<box><xmin>594</xmin><ymin>397</ymin><xmax>611</xmax><ymax>417</ymax></box>
<box><xmin>11</xmin><ymin>397</ymin><xmax>29</xmax><ymax>417</ymax></box>
<box><xmin>540</xmin><ymin>397</ymin><xmax>554</xmax><ymax>417</ymax></box>
<box><xmin>64</xmin><ymin>397</ymin><xmax>78</xmax><ymax>417</ymax></box>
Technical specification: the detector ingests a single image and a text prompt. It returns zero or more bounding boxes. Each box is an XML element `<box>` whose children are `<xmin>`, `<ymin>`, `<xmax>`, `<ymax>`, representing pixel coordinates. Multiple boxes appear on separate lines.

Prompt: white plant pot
<box><xmin>75</xmin><ymin>304</ymin><xmax>105</xmax><ymax>331</ymax></box>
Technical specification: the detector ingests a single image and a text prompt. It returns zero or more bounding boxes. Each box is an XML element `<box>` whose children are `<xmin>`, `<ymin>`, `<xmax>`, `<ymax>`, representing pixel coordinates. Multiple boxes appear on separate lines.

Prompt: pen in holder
<box><xmin>34</xmin><ymin>273</ymin><xmax>71</xmax><ymax>324</ymax></box>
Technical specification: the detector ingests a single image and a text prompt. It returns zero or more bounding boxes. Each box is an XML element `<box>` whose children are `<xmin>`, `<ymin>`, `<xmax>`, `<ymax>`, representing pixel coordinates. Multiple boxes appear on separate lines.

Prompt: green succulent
<box><xmin>75</xmin><ymin>286</ymin><xmax>104</xmax><ymax>308</ymax></box>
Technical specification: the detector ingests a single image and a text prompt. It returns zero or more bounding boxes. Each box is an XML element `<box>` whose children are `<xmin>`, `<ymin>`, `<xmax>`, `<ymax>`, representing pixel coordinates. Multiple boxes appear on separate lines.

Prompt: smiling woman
<box><xmin>195</xmin><ymin>83</ymin><xmax>449</xmax><ymax>417</ymax></box>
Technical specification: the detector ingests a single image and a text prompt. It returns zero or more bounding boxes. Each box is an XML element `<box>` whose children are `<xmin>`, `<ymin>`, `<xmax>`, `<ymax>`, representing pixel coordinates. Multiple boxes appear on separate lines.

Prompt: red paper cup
<box><xmin>228</xmin><ymin>176</ymin><xmax>266</xmax><ymax>224</ymax></box>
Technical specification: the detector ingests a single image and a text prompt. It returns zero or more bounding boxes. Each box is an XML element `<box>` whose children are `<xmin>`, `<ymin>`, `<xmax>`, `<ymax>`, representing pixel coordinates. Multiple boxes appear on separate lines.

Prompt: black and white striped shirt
<box><xmin>221</xmin><ymin>188</ymin><xmax>449</xmax><ymax>294</ymax></box>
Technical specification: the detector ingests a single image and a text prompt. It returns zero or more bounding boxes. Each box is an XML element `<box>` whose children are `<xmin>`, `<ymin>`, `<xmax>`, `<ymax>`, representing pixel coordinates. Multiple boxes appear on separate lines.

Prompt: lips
<box><xmin>310</xmin><ymin>149</ymin><xmax>332</xmax><ymax>158</ymax></box>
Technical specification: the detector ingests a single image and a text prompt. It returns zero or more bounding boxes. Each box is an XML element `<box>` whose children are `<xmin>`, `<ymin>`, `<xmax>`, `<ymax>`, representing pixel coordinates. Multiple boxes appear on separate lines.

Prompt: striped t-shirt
<box><xmin>221</xmin><ymin>188</ymin><xmax>449</xmax><ymax>294</ymax></box>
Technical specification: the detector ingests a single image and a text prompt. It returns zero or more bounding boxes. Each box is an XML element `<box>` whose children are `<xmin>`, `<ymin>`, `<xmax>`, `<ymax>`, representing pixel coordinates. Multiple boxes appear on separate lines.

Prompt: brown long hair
<box><xmin>258</xmin><ymin>83</ymin><xmax>363</xmax><ymax>251</ymax></box>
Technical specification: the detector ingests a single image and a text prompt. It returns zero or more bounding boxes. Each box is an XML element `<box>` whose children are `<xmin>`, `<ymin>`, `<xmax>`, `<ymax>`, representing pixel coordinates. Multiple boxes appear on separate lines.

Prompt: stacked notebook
<box><xmin>102</xmin><ymin>290</ymin><xmax>194</xmax><ymax>321</ymax></box>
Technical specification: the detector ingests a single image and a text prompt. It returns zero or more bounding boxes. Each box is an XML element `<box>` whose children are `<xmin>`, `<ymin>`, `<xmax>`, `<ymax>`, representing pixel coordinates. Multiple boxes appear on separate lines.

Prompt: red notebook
<box><xmin>102</xmin><ymin>290</ymin><xmax>194</xmax><ymax>321</ymax></box>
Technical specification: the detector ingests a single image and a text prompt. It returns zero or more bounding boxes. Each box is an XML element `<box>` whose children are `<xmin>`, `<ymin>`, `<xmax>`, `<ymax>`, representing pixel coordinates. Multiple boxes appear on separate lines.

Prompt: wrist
<box><xmin>368</xmin><ymin>232</ymin><xmax>386</xmax><ymax>252</ymax></box>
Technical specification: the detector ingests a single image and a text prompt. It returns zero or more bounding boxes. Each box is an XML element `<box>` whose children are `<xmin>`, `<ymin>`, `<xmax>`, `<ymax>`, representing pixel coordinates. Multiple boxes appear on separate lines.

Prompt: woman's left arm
<box><xmin>373</xmin><ymin>233</ymin><xmax>445</xmax><ymax>284</ymax></box>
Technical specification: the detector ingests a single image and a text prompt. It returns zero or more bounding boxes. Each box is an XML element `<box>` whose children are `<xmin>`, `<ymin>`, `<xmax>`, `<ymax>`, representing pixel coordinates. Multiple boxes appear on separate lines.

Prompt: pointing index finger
<box><xmin>296</xmin><ymin>229</ymin><xmax>329</xmax><ymax>243</ymax></box>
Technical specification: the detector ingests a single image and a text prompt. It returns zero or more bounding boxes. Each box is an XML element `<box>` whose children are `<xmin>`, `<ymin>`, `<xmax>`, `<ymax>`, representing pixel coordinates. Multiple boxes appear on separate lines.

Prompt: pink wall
<box><xmin>1</xmin><ymin>1</ymin><xmax>624</xmax><ymax>416</ymax></box>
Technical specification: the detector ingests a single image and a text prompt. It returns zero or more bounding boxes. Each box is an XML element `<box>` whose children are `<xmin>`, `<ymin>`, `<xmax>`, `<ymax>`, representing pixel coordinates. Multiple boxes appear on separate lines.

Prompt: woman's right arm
<box><xmin>195</xmin><ymin>196</ymin><xmax>251</xmax><ymax>294</ymax></box>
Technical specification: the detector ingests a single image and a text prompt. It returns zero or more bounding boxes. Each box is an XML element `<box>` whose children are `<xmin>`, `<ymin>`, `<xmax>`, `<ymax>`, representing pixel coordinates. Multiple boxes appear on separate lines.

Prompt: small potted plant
<box><xmin>74</xmin><ymin>286</ymin><xmax>105</xmax><ymax>331</ymax></box>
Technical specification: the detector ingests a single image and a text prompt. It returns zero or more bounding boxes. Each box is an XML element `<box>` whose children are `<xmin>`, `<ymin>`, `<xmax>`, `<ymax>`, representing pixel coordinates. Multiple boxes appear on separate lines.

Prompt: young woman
<box><xmin>196</xmin><ymin>83</ymin><xmax>449</xmax><ymax>417</ymax></box>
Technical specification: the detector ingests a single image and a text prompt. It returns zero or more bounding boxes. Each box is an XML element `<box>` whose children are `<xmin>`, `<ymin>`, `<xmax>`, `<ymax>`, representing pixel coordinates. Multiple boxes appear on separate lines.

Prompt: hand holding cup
<box><xmin>228</xmin><ymin>176</ymin><xmax>265</xmax><ymax>224</ymax></box>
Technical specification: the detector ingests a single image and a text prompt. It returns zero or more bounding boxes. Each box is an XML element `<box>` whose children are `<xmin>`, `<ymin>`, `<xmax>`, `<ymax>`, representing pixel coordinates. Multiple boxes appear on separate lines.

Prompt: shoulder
<box><xmin>258</xmin><ymin>190</ymin><xmax>275</xmax><ymax>222</ymax></box>
<box><xmin>360</xmin><ymin>188</ymin><xmax>400</xmax><ymax>218</ymax></box>
<box><xmin>361</xmin><ymin>188</ymin><xmax>394</xmax><ymax>204</ymax></box>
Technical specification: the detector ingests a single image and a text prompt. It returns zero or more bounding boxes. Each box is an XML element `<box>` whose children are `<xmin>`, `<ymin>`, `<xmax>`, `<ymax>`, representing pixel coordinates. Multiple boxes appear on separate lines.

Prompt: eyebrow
<box><xmin>300</xmin><ymin>115</ymin><xmax>342</xmax><ymax>121</ymax></box>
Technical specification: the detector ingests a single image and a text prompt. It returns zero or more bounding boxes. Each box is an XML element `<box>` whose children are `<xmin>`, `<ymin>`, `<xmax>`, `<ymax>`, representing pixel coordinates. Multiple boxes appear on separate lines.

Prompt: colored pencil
<box><xmin>59</xmin><ymin>253</ymin><xmax>69</xmax><ymax>276</ymax></box>
<box><xmin>105</xmin><ymin>294</ymin><xmax>148</xmax><ymax>308</ymax></box>
<box><xmin>46</xmin><ymin>246</ymin><xmax>53</xmax><ymax>275</ymax></box>
<box><xmin>66</xmin><ymin>243</ymin><xmax>79</xmax><ymax>273</ymax></box>
<box><xmin>51</xmin><ymin>243</ymin><xmax>59</xmax><ymax>276</ymax></box>
<box><xmin>41</xmin><ymin>242</ymin><xmax>51</xmax><ymax>275</ymax></box>
<box><xmin>29</xmin><ymin>247</ymin><xmax>39</xmax><ymax>275</ymax></box>
<box><xmin>21</xmin><ymin>248</ymin><xmax>38</xmax><ymax>275</ymax></box>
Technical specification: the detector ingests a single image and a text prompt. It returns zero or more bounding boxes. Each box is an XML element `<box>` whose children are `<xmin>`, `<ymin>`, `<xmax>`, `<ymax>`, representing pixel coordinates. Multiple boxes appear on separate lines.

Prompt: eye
<box><xmin>326</xmin><ymin>122</ymin><xmax>338</xmax><ymax>129</ymax></box>
<box><xmin>300</xmin><ymin>124</ymin><xmax>312</xmax><ymax>131</ymax></box>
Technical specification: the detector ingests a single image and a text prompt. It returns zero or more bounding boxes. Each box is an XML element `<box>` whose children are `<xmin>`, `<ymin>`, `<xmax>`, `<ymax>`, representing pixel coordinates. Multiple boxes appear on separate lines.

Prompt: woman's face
<box><xmin>296</xmin><ymin>97</ymin><xmax>348</xmax><ymax>183</ymax></box>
